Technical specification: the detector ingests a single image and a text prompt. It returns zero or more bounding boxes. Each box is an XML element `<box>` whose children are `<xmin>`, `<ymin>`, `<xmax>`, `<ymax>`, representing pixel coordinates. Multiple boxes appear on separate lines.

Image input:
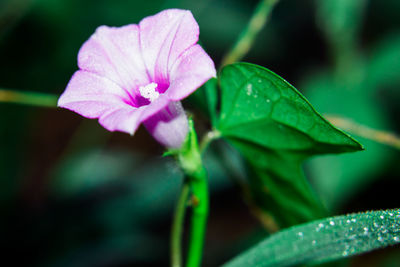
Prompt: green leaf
<box><xmin>188</xmin><ymin>78</ymin><xmax>219</xmax><ymax>125</ymax></box>
<box><xmin>231</xmin><ymin>139</ymin><xmax>326</xmax><ymax>226</ymax></box>
<box><xmin>303</xmin><ymin>71</ymin><xmax>392</xmax><ymax>209</ymax></box>
<box><xmin>203</xmin><ymin>78</ymin><xmax>219</xmax><ymax>125</ymax></box>
<box><xmin>216</xmin><ymin>62</ymin><xmax>363</xmax><ymax>227</ymax></box>
<box><xmin>223</xmin><ymin>209</ymin><xmax>400</xmax><ymax>267</ymax></box>
<box><xmin>217</xmin><ymin>63</ymin><xmax>361</xmax><ymax>153</ymax></box>
<box><xmin>367</xmin><ymin>33</ymin><xmax>400</xmax><ymax>91</ymax></box>
<box><xmin>316</xmin><ymin>0</ymin><xmax>366</xmax><ymax>42</ymax></box>
<box><xmin>315</xmin><ymin>0</ymin><xmax>366</xmax><ymax>78</ymax></box>
<box><xmin>51</xmin><ymin>149</ymin><xmax>137</xmax><ymax>196</ymax></box>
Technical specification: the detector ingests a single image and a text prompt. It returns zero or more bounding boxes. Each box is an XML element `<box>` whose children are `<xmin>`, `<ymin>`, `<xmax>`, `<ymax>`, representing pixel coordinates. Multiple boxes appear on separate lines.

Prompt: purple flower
<box><xmin>58</xmin><ymin>9</ymin><xmax>216</xmax><ymax>148</ymax></box>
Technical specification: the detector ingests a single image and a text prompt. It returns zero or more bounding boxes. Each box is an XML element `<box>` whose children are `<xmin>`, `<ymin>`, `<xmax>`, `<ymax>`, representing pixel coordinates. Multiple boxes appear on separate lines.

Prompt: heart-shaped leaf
<box><xmin>215</xmin><ymin>63</ymin><xmax>363</xmax><ymax>227</ymax></box>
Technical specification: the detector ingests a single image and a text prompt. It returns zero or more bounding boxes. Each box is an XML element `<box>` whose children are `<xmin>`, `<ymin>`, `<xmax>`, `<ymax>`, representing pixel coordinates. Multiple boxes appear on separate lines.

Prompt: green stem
<box><xmin>199</xmin><ymin>129</ymin><xmax>221</xmax><ymax>154</ymax></box>
<box><xmin>172</xmin><ymin>118</ymin><xmax>209</xmax><ymax>267</ymax></box>
<box><xmin>0</xmin><ymin>88</ymin><xmax>57</xmax><ymax>107</ymax></box>
<box><xmin>186</xmin><ymin>167</ymin><xmax>209</xmax><ymax>267</ymax></box>
<box><xmin>221</xmin><ymin>0</ymin><xmax>279</xmax><ymax>66</ymax></box>
<box><xmin>171</xmin><ymin>182</ymin><xmax>190</xmax><ymax>267</ymax></box>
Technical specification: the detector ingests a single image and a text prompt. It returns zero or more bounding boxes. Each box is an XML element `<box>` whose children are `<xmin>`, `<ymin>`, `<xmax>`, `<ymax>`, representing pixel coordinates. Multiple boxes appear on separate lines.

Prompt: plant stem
<box><xmin>186</xmin><ymin>167</ymin><xmax>209</xmax><ymax>267</ymax></box>
<box><xmin>172</xmin><ymin>118</ymin><xmax>209</xmax><ymax>267</ymax></box>
<box><xmin>326</xmin><ymin>114</ymin><xmax>400</xmax><ymax>150</ymax></box>
<box><xmin>0</xmin><ymin>88</ymin><xmax>57</xmax><ymax>107</ymax></box>
<box><xmin>221</xmin><ymin>0</ymin><xmax>279</xmax><ymax>67</ymax></box>
<box><xmin>199</xmin><ymin>129</ymin><xmax>221</xmax><ymax>154</ymax></box>
<box><xmin>171</xmin><ymin>182</ymin><xmax>190</xmax><ymax>267</ymax></box>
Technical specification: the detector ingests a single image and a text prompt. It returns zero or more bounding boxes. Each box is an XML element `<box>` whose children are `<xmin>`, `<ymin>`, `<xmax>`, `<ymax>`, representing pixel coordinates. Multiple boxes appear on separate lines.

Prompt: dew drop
<box><xmin>363</xmin><ymin>227</ymin><xmax>369</xmax><ymax>235</ymax></box>
<box><xmin>378</xmin><ymin>236</ymin><xmax>383</xmax><ymax>242</ymax></box>
<box><xmin>380</xmin><ymin>215</ymin><xmax>384</xmax><ymax>219</ymax></box>
<box><xmin>330</xmin><ymin>221</ymin><xmax>335</xmax><ymax>226</ymax></box>
<box><xmin>394</xmin><ymin>236</ymin><xmax>399</xmax><ymax>242</ymax></box>
<box><xmin>316</xmin><ymin>223</ymin><xmax>324</xmax><ymax>232</ymax></box>
<box><xmin>246</xmin><ymin>84</ymin><xmax>253</xmax><ymax>96</ymax></box>
<box><xmin>297</xmin><ymin>232</ymin><xmax>304</xmax><ymax>238</ymax></box>
<box><xmin>342</xmin><ymin>244</ymin><xmax>350</xmax><ymax>256</ymax></box>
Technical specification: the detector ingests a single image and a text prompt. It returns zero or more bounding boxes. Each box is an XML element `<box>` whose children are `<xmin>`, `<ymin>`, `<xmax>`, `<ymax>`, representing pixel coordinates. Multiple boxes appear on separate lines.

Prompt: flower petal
<box><xmin>139</xmin><ymin>9</ymin><xmax>199</xmax><ymax>84</ymax></box>
<box><xmin>58</xmin><ymin>70</ymin><xmax>131</xmax><ymax>118</ymax></box>
<box><xmin>166</xmin><ymin>44</ymin><xmax>216</xmax><ymax>101</ymax></box>
<box><xmin>98</xmin><ymin>108</ymin><xmax>142</xmax><ymax>134</ymax></box>
<box><xmin>143</xmin><ymin>101</ymin><xmax>188</xmax><ymax>148</ymax></box>
<box><xmin>98</xmin><ymin>94</ymin><xmax>171</xmax><ymax>135</ymax></box>
<box><xmin>78</xmin><ymin>24</ymin><xmax>149</xmax><ymax>94</ymax></box>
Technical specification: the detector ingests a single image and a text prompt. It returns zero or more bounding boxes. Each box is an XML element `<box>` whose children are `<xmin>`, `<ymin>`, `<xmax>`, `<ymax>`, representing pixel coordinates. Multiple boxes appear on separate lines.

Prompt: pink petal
<box><xmin>98</xmin><ymin>94</ymin><xmax>171</xmax><ymax>135</ymax></box>
<box><xmin>58</xmin><ymin>71</ymin><xmax>131</xmax><ymax>118</ymax></box>
<box><xmin>78</xmin><ymin>24</ymin><xmax>149</xmax><ymax>94</ymax></box>
<box><xmin>143</xmin><ymin>101</ymin><xmax>188</xmax><ymax>148</ymax></box>
<box><xmin>98</xmin><ymin>108</ymin><xmax>142</xmax><ymax>134</ymax></box>
<box><xmin>166</xmin><ymin>44</ymin><xmax>216</xmax><ymax>101</ymax></box>
<box><xmin>139</xmin><ymin>9</ymin><xmax>199</xmax><ymax>85</ymax></box>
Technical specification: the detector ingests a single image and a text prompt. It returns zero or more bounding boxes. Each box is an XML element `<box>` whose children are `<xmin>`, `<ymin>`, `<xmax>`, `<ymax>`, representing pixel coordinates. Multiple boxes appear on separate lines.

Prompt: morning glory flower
<box><xmin>58</xmin><ymin>9</ymin><xmax>216</xmax><ymax>148</ymax></box>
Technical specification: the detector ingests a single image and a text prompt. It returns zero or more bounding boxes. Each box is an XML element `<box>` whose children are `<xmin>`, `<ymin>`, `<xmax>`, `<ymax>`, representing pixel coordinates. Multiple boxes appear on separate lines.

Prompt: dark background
<box><xmin>0</xmin><ymin>0</ymin><xmax>399</xmax><ymax>266</ymax></box>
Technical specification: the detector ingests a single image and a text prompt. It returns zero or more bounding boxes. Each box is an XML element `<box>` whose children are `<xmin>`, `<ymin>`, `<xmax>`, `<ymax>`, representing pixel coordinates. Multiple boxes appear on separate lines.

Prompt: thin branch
<box><xmin>0</xmin><ymin>88</ymin><xmax>57</xmax><ymax>107</ymax></box>
<box><xmin>171</xmin><ymin>182</ymin><xmax>190</xmax><ymax>267</ymax></box>
<box><xmin>326</xmin><ymin>114</ymin><xmax>400</xmax><ymax>149</ymax></box>
<box><xmin>199</xmin><ymin>129</ymin><xmax>221</xmax><ymax>154</ymax></box>
<box><xmin>221</xmin><ymin>0</ymin><xmax>279</xmax><ymax>67</ymax></box>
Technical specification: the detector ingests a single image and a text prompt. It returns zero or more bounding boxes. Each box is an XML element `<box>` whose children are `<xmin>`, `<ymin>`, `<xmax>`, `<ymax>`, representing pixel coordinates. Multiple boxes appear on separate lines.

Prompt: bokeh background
<box><xmin>1</xmin><ymin>0</ymin><xmax>400</xmax><ymax>266</ymax></box>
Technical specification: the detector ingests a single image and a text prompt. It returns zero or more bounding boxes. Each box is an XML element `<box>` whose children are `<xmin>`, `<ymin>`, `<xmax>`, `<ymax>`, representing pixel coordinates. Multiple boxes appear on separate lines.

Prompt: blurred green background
<box><xmin>0</xmin><ymin>0</ymin><xmax>399</xmax><ymax>266</ymax></box>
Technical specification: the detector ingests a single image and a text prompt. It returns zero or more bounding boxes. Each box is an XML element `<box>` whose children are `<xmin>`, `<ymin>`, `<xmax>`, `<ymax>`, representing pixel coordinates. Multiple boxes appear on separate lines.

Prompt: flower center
<box><xmin>139</xmin><ymin>82</ymin><xmax>159</xmax><ymax>102</ymax></box>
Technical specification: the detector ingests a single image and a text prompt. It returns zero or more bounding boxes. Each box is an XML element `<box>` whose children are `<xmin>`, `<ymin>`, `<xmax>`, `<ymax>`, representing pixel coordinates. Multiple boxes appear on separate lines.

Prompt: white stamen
<box><xmin>139</xmin><ymin>82</ymin><xmax>159</xmax><ymax>102</ymax></box>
